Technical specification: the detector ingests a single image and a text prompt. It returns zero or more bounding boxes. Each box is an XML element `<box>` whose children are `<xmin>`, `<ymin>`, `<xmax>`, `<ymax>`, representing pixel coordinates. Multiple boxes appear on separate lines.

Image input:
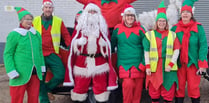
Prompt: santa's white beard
<box><xmin>81</xmin><ymin>13</ymin><xmax>100</xmax><ymax>37</ymax></box>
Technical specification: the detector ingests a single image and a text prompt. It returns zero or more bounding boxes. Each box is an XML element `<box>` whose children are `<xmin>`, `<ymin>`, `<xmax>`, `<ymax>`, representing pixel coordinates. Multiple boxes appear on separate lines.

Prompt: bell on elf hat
<box><xmin>156</xmin><ymin>0</ymin><xmax>167</xmax><ymax>21</ymax></box>
<box><xmin>15</xmin><ymin>7</ymin><xmax>32</xmax><ymax>21</ymax></box>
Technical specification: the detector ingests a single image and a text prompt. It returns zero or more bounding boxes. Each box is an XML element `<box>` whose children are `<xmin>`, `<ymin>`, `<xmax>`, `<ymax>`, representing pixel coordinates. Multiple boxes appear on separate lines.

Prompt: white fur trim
<box><xmin>107</xmin><ymin>85</ymin><xmax>118</xmax><ymax>91</ymax></box>
<box><xmin>124</xmin><ymin>7</ymin><xmax>136</xmax><ymax>15</ymax></box>
<box><xmin>41</xmin><ymin>66</ymin><xmax>46</xmax><ymax>72</ymax></box>
<box><xmin>13</xmin><ymin>27</ymin><xmax>36</xmax><ymax>36</ymax></box>
<box><xmin>71</xmin><ymin>90</ymin><xmax>87</xmax><ymax>102</ymax></box>
<box><xmin>63</xmin><ymin>82</ymin><xmax>74</xmax><ymax>86</ymax></box>
<box><xmin>73</xmin><ymin>63</ymin><xmax>109</xmax><ymax>77</ymax></box>
<box><xmin>42</xmin><ymin>2</ymin><xmax>54</xmax><ymax>8</ymax></box>
<box><xmin>77</xmin><ymin>37</ymin><xmax>87</xmax><ymax>46</ymax></box>
<box><xmin>94</xmin><ymin>91</ymin><xmax>110</xmax><ymax>102</ymax></box>
<box><xmin>99</xmin><ymin>37</ymin><xmax>106</xmax><ymax>47</ymax></box>
<box><xmin>7</xmin><ymin>70</ymin><xmax>19</xmax><ymax>79</ymax></box>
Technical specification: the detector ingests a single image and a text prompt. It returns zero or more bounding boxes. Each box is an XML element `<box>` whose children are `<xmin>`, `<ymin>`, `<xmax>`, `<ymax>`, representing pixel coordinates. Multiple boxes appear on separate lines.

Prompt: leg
<box><xmin>191</xmin><ymin>97</ymin><xmax>200</xmax><ymax>103</ymax></box>
<box><xmin>10</xmin><ymin>85</ymin><xmax>26</xmax><ymax>103</ymax></box>
<box><xmin>176</xmin><ymin>64</ymin><xmax>187</xmax><ymax>98</ymax></box>
<box><xmin>161</xmin><ymin>84</ymin><xmax>176</xmax><ymax>103</ymax></box>
<box><xmin>122</xmin><ymin>78</ymin><xmax>135</xmax><ymax>103</ymax></box>
<box><xmin>71</xmin><ymin>75</ymin><xmax>91</xmax><ymax>102</ymax></box>
<box><xmin>39</xmin><ymin>71</ymin><xmax>50</xmax><ymax>103</ymax></box>
<box><xmin>93</xmin><ymin>73</ymin><xmax>109</xmax><ymax>102</ymax></box>
<box><xmin>132</xmin><ymin>78</ymin><xmax>144</xmax><ymax>103</ymax></box>
<box><xmin>187</xmin><ymin>64</ymin><xmax>201</xmax><ymax>98</ymax></box>
<box><xmin>45</xmin><ymin>54</ymin><xmax>65</xmax><ymax>91</ymax></box>
<box><xmin>27</xmin><ymin>75</ymin><xmax>40</xmax><ymax>103</ymax></box>
<box><xmin>148</xmin><ymin>83</ymin><xmax>161</xmax><ymax>103</ymax></box>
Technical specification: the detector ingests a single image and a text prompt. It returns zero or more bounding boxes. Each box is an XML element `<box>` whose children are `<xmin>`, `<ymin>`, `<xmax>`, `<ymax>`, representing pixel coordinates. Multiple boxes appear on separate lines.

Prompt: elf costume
<box><xmin>76</xmin><ymin>0</ymin><xmax>136</xmax><ymax>28</ymax></box>
<box><xmin>32</xmin><ymin>0</ymin><xmax>71</xmax><ymax>102</ymax></box>
<box><xmin>171</xmin><ymin>0</ymin><xmax>208</xmax><ymax>102</ymax></box>
<box><xmin>4</xmin><ymin>7</ymin><xmax>46</xmax><ymax>103</ymax></box>
<box><xmin>111</xmin><ymin>4</ymin><xmax>146</xmax><ymax>103</ymax></box>
<box><xmin>68</xmin><ymin>3</ymin><xmax>117</xmax><ymax>103</ymax></box>
<box><xmin>143</xmin><ymin>1</ymin><xmax>180</xmax><ymax>102</ymax></box>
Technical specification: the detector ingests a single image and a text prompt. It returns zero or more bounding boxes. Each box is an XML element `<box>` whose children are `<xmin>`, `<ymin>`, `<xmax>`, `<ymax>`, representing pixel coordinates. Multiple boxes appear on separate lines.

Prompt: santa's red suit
<box><xmin>67</xmin><ymin>3</ymin><xmax>117</xmax><ymax>102</ymax></box>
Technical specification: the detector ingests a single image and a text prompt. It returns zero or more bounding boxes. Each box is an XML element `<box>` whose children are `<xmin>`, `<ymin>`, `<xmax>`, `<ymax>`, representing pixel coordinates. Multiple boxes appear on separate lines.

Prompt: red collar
<box><xmin>114</xmin><ymin>22</ymin><xmax>145</xmax><ymax>38</ymax></box>
<box><xmin>174</xmin><ymin>20</ymin><xmax>201</xmax><ymax>33</ymax></box>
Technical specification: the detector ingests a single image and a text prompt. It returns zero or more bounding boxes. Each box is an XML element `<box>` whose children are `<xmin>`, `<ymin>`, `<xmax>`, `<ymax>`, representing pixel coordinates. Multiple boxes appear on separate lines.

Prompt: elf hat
<box><xmin>181</xmin><ymin>0</ymin><xmax>198</xmax><ymax>13</ymax></box>
<box><xmin>121</xmin><ymin>4</ymin><xmax>136</xmax><ymax>17</ymax></box>
<box><xmin>15</xmin><ymin>7</ymin><xmax>32</xmax><ymax>21</ymax></box>
<box><xmin>42</xmin><ymin>0</ymin><xmax>53</xmax><ymax>7</ymax></box>
<box><xmin>156</xmin><ymin>0</ymin><xmax>167</xmax><ymax>21</ymax></box>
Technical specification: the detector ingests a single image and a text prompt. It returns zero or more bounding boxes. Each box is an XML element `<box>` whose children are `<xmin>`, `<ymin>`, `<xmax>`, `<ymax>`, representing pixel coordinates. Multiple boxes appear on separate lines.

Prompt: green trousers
<box><xmin>39</xmin><ymin>53</ymin><xmax>65</xmax><ymax>103</ymax></box>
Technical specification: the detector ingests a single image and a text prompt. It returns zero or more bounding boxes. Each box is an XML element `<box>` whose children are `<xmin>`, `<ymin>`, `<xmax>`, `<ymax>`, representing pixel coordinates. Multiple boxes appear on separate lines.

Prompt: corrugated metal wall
<box><xmin>132</xmin><ymin>0</ymin><xmax>209</xmax><ymax>45</ymax></box>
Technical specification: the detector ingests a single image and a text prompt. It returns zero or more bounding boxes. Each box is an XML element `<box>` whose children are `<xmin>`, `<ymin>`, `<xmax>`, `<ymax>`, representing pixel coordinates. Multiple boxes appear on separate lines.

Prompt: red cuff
<box><xmin>169</xmin><ymin>62</ymin><xmax>174</xmax><ymax>68</ymax></box>
<box><xmin>146</xmin><ymin>64</ymin><xmax>150</xmax><ymax>69</ymax></box>
<box><xmin>198</xmin><ymin>60</ymin><xmax>208</xmax><ymax>68</ymax></box>
<box><xmin>138</xmin><ymin>64</ymin><xmax>146</xmax><ymax>72</ymax></box>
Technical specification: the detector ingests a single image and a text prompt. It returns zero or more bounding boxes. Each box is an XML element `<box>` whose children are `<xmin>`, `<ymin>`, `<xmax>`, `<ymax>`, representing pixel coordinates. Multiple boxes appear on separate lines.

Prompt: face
<box><xmin>42</xmin><ymin>4</ymin><xmax>53</xmax><ymax>17</ymax></box>
<box><xmin>88</xmin><ymin>10</ymin><xmax>97</xmax><ymax>14</ymax></box>
<box><xmin>181</xmin><ymin>10</ymin><xmax>192</xmax><ymax>22</ymax></box>
<box><xmin>157</xmin><ymin>18</ymin><xmax>167</xmax><ymax>30</ymax></box>
<box><xmin>124</xmin><ymin>12</ymin><xmax>135</xmax><ymax>26</ymax></box>
<box><xmin>21</xmin><ymin>15</ymin><xmax>33</xmax><ymax>29</ymax></box>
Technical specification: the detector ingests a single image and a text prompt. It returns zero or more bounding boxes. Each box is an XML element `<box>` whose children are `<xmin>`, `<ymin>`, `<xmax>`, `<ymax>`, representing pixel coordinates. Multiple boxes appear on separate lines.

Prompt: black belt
<box><xmin>80</xmin><ymin>53</ymin><xmax>103</xmax><ymax>58</ymax></box>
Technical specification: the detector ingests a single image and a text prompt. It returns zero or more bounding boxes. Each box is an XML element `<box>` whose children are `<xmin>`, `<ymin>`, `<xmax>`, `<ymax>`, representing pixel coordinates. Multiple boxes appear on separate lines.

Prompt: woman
<box><xmin>3</xmin><ymin>7</ymin><xmax>45</xmax><ymax>103</ymax></box>
<box><xmin>143</xmin><ymin>1</ymin><xmax>180</xmax><ymax>103</ymax></box>
<box><xmin>171</xmin><ymin>0</ymin><xmax>208</xmax><ymax>102</ymax></box>
<box><xmin>111</xmin><ymin>4</ymin><xmax>146</xmax><ymax>103</ymax></box>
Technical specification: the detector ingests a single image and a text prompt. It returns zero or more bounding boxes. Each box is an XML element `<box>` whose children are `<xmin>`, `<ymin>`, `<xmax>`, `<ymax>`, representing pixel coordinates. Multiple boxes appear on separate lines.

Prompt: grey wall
<box><xmin>0</xmin><ymin>43</ymin><xmax>5</xmax><ymax>64</ymax></box>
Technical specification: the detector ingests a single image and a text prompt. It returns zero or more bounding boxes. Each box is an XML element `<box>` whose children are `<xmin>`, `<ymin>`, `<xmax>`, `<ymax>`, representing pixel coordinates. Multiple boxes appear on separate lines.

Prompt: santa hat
<box><xmin>121</xmin><ymin>4</ymin><xmax>136</xmax><ymax>17</ymax></box>
<box><xmin>14</xmin><ymin>7</ymin><xmax>31</xmax><ymax>21</ymax></box>
<box><xmin>181</xmin><ymin>0</ymin><xmax>197</xmax><ymax>13</ymax></box>
<box><xmin>156</xmin><ymin>0</ymin><xmax>167</xmax><ymax>21</ymax></box>
<box><xmin>42</xmin><ymin>0</ymin><xmax>53</xmax><ymax>7</ymax></box>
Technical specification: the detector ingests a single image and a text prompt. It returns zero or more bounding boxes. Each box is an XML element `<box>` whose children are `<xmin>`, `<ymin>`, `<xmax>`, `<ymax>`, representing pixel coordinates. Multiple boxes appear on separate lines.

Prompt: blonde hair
<box><xmin>153</xmin><ymin>20</ymin><xmax>169</xmax><ymax>30</ymax></box>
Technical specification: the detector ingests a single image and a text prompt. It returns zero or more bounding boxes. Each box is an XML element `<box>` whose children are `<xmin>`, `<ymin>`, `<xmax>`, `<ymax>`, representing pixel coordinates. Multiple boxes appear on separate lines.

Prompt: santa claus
<box><xmin>67</xmin><ymin>3</ymin><xmax>117</xmax><ymax>103</ymax></box>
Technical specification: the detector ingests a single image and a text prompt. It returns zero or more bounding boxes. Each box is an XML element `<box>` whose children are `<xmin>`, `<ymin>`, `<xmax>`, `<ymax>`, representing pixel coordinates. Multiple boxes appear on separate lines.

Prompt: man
<box><xmin>33</xmin><ymin>0</ymin><xmax>71</xmax><ymax>103</ymax></box>
<box><xmin>68</xmin><ymin>3</ymin><xmax>117</xmax><ymax>103</ymax></box>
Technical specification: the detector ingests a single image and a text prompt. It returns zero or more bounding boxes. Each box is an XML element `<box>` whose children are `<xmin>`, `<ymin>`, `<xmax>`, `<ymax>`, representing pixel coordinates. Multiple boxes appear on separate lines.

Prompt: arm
<box><xmin>198</xmin><ymin>25</ymin><xmax>208</xmax><ymax>69</ymax></box>
<box><xmin>37</xmin><ymin>32</ymin><xmax>46</xmax><ymax>73</ymax></box>
<box><xmin>76</xmin><ymin>0</ymin><xmax>89</xmax><ymax>5</ymax></box>
<box><xmin>3</xmin><ymin>32</ymin><xmax>19</xmax><ymax>79</ymax></box>
<box><xmin>127</xmin><ymin>0</ymin><xmax>136</xmax><ymax>4</ymax></box>
<box><xmin>111</xmin><ymin>28</ymin><xmax>118</xmax><ymax>53</ymax></box>
<box><xmin>61</xmin><ymin>21</ymin><xmax>72</xmax><ymax>47</ymax></box>
<box><xmin>142</xmin><ymin>33</ymin><xmax>151</xmax><ymax>75</ymax></box>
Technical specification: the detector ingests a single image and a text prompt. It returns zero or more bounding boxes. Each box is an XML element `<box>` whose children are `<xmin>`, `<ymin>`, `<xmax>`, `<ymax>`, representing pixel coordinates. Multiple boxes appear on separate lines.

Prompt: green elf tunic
<box><xmin>111</xmin><ymin>22</ymin><xmax>146</xmax><ymax>78</ymax></box>
<box><xmin>4</xmin><ymin>27</ymin><xmax>45</xmax><ymax>86</ymax></box>
<box><xmin>143</xmin><ymin>30</ymin><xmax>180</xmax><ymax>91</ymax></box>
<box><xmin>171</xmin><ymin>20</ymin><xmax>208</xmax><ymax>69</ymax></box>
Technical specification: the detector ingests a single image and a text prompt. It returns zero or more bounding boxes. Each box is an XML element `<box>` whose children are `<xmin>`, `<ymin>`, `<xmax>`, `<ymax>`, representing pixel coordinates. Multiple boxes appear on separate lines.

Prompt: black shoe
<box><xmin>175</xmin><ymin>97</ymin><xmax>184</xmax><ymax>103</ymax></box>
<box><xmin>191</xmin><ymin>97</ymin><xmax>200</xmax><ymax>103</ymax></box>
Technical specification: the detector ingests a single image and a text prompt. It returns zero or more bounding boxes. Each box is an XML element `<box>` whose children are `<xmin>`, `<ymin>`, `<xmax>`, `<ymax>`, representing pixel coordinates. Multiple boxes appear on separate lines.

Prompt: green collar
<box><xmin>101</xmin><ymin>0</ymin><xmax>118</xmax><ymax>5</ymax></box>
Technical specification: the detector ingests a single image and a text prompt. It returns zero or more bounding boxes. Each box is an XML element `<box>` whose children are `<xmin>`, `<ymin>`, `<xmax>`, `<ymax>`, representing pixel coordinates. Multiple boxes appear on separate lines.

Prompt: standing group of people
<box><xmin>3</xmin><ymin>0</ymin><xmax>208</xmax><ymax>103</ymax></box>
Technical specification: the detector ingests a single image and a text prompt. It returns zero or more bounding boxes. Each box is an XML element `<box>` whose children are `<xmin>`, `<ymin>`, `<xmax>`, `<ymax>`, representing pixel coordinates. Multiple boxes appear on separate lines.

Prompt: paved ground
<box><xmin>1</xmin><ymin>64</ymin><xmax>209</xmax><ymax>103</ymax></box>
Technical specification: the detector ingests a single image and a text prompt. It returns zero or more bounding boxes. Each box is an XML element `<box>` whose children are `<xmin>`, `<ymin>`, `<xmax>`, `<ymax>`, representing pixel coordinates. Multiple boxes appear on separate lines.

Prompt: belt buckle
<box><xmin>90</xmin><ymin>54</ymin><xmax>95</xmax><ymax>58</ymax></box>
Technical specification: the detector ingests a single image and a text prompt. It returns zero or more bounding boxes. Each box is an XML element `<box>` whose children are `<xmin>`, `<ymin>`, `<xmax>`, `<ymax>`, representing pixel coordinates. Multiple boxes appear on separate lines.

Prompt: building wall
<box><xmin>0</xmin><ymin>0</ymin><xmax>209</xmax><ymax>63</ymax></box>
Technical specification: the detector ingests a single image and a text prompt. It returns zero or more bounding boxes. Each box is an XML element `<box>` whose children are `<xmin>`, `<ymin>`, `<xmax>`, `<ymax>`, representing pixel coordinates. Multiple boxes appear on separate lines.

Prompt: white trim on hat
<box><xmin>121</xmin><ymin>7</ymin><xmax>136</xmax><ymax>16</ymax></box>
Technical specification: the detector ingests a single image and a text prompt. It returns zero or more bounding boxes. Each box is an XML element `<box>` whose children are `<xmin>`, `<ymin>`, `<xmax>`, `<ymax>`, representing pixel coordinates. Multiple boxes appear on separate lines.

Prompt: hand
<box><xmin>13</xmin><ymin>75</ymin><xmax>19</xmax><ymax>79</ymax></box>
<box><xmin>165</xmin><ymin>65</ymin><xmax>171</xmax><ymax>72</ymax></box>
<box><xmin>146</xmin><ymin>69</ymin><xmax>151</xmax><ymax>76</ymax></box>
<box><xmin>196</xmin><ymin>68</ymin><xmax>206</xmax><ymax>75</ymax></box>
<box><xmin>77</xmin><ymin>37</ymin><xmax>87</xmax><ymax>46</ymax></box>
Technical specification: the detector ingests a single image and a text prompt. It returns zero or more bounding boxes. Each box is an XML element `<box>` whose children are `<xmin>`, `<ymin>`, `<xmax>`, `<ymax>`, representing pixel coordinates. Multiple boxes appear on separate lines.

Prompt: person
<box><xmin>111</xmin><ymin>4</ymin><xmax>146</xmax><ymax>103</ymax></box>
<box><xmin>67</xmin><ymin>3</ymin><xmax>117</xmax><ymax>103</ymax></box>
<box><xmin>76</xmin><ymin>0</ymin><xmax>137</xmax><ymax>35</ymax></box>
<box><xmin>3</xmin><ymin>7</ymin><xmax>46</xmax><ymax>103</ymax></box>
<box><xmin>171</xmin><ymin>0</ymin><xmax>208</xmax><ymax>103</ymax></box>
<box><xmin>143</xmin><ymin>0</ymin><xmax>181</xmax><ymax>103</ymax></box>
<box><xmin>32</xmin><ymin>0</ymin><xmax>71</xmax><ymax>102</ymax></box>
